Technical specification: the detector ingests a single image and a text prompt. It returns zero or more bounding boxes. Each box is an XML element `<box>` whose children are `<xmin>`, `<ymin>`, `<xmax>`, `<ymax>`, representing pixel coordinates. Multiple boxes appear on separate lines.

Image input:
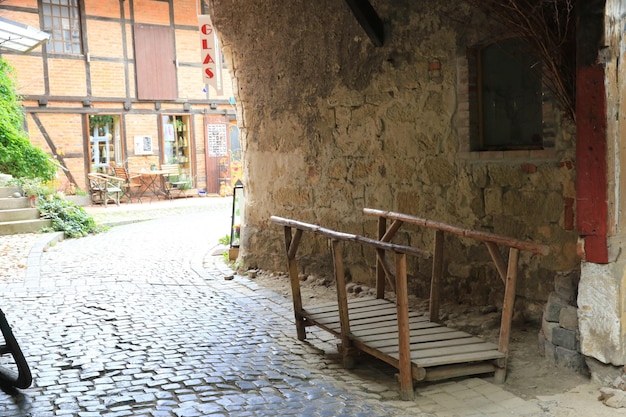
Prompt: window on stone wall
<box><xmin>88</xmin><ymin>115</ymin><xmax>122</xmax><ymax>173</ymax></box>
<box><xmin>41</xmin><ymin>0</ymin><xmax>83</xmax><ymax>55</ymax></box>
<box><xmin>468</xmin><ymin>38</ymin><xmax>548</xmax><ymax>151</ymax></box>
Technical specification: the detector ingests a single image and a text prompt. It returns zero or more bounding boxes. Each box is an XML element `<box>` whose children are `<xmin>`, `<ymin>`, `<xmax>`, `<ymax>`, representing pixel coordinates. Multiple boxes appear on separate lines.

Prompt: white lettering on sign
<box><xmin>198</xmin><ymin>14</ymin><xmax>223</xmax><ymax>95</ymax></box>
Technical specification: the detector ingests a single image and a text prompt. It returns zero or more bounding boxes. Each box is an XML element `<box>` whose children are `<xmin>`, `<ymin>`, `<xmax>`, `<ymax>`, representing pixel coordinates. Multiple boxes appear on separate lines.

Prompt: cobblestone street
<box><xmin>0</xmin><ymin>198</ymin><xmax>619</xmax><ymax>416</ymax></box>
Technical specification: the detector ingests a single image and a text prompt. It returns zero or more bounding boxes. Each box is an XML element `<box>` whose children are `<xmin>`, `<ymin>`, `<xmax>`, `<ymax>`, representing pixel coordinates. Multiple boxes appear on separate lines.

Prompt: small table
<box><xmin>137</xmin><ymin>170</ymin><xmax>168</xmax><ymax>202</ymax></box>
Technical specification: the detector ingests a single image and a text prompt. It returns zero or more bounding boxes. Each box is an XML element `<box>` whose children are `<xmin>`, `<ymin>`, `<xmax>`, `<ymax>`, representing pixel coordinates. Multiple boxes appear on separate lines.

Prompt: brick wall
<box><xmin>0</xmin><ymin>0</ymin><xmax>236</xmax><ymax>197</ymax></box>
<box><xmin>47</xmin><ymin>59</ymin><xmax>88</xmax><ymax>97</ymax></box>
<box><xmin>86</xmin><ymin>20</ymin><xmax>124</xmax><ymax>58</ymax></box>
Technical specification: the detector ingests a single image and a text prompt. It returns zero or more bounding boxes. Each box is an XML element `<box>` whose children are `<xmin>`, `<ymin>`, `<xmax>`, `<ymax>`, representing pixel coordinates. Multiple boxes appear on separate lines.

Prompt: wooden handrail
<box><xmin>270</xmin><ymin>216</ymin><xmax>430</xmax><ymax>258</ymax></box>
<box><xmin>363</xmin><ymin>208</ymin><xmax>550</xmax><ymax>255</ymax></box>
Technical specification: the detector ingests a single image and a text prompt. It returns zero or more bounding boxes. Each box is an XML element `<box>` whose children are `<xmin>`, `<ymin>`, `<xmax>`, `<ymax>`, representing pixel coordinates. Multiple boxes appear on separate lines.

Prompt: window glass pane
<box><xmin>480</xmin><ymin>39</ymin><xmax>542</xmax><ymax>149</ymax></box>
<box><xmin>42</xmin><ymin>0</ymin><xmax>82</xmax><ymax>54</ymax></box>
<box><xmin>89</xmin><ymin>116</ymin><xmax>123</xmax><ymax>172</ymax></box>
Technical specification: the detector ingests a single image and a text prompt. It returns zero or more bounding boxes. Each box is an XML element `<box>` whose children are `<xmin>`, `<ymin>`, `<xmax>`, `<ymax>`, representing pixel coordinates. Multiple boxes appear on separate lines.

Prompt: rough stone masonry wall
<box><xmin>210</xmin><ymin>0</ymin><xmax>579</xmax><ymax>321</ymax></box>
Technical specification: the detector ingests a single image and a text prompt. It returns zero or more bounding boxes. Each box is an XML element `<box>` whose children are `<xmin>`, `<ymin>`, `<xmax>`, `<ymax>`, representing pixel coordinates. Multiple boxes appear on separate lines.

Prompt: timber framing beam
<box><xmin>344</xmin><ymin>0</ymin><xmax>384</xmax><ymax>47</ymax></box>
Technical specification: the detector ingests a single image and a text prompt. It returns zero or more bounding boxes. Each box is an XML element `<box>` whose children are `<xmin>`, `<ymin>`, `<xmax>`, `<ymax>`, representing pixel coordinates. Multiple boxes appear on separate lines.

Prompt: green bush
<box><xmin>38</xmin><ymin>196</ymin><xmax>106</xmax><ymax>238</ymax></box>
<box><xmin>0</xmin><ymin>58</ymin><xmax>56</xmax><ymax>181</ymax></box>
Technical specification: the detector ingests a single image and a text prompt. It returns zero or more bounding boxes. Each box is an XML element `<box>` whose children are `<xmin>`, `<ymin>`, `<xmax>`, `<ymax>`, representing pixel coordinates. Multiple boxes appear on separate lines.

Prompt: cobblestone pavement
<box><xmin>0</xmin><ymin>198</ymin><xmax>615</xmax><ymax>416</ymax></box>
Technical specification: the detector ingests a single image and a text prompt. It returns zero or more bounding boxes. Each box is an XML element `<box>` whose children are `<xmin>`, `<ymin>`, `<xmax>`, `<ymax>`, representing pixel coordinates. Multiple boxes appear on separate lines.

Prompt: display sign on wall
<box><xmin>198</xmin><ymin>14</ymin><xmax>223</xmax><ymax>95</ymax></box>
<box><xmin>134</xmin><ymin>135</ymin><xmax>153</xmax><ymax>155</ymax></box>
<box><xmin>207</xmin><ymin>124</ymin><xmax>227</xmax><ymax>157</ymax></box>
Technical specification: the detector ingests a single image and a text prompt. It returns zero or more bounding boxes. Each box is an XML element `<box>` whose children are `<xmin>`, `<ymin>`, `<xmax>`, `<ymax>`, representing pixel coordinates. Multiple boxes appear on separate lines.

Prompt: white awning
<box><xmin>0</xmin><ymin>16</ymin><xmax>50</xmax><ymax>53</ymax></box>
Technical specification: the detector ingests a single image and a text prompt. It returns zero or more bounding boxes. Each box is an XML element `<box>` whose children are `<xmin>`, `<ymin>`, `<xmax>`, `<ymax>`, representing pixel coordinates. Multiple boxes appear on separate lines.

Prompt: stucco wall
<box><xmin>210</xmin><ymin>0</ymin><xmax>578</xmax><ymax>320</ymax></box>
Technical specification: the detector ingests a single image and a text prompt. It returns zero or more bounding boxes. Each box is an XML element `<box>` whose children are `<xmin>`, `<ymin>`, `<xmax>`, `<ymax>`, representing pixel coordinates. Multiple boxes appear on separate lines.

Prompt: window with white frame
<box><xmin>88</xmin><ymin>115</ymin><xmax>122</xmax><ymax>173</ymax></box>
<box><xmin>41</xmin><ymin>0</ymin><xmax>82</xmax><ymax>54</ymax></box>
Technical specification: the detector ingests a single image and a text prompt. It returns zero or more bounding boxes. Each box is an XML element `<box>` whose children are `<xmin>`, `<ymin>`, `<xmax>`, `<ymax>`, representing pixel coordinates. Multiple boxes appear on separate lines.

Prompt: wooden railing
<box><xmin>363</xmin><ymin>208</ymin><xmax>550</xmax><ymax>380</ymax></box>
<box><xmin>271</xmin><ymin>210</ymin><xmax>549</xmax><ymax>399</ymax></box>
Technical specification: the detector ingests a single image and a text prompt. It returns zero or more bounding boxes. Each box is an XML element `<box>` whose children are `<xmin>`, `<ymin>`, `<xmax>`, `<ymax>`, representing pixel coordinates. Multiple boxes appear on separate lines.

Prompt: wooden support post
<box><xmin>381</xmin><ymin>219</ymin><xmax>403</xmax><ymax>242</ymax></box>
<box><xmin>485</xmin><ymin>241</ymin><xmax>507</xmax><ymax>283</ymax></box>
<box><xmin>429</xmin><ymin>230</ymin><xmax>444</xmax><ymax>323</ymax></box>
<box><xmin>331</xmin><ymin>239</ymin><xmax>354</xmax><ymax>369</ymax></box>
<box><xmin>395</xmin><ymin>252</ymin><xmax>414</xmax><ymax>400</ymax></box>
<box><xmin>376</xmin><ymin>217</ymin><xmax>386</xmax><ymax>298</ymax></box>
<box><xmin>284</xmin><ymin>226</ymin><xmax>306</xmax><ymax>341</ymax></box>
<box><xmin>494</xmin><ymin>247</ymin><xmax>519</xmax><ymax>383</ymax></box>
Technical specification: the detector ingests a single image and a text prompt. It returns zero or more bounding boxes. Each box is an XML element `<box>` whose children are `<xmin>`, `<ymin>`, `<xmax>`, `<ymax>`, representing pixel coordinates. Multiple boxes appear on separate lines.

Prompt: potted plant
<box><xmin>19</xmin><ymin>178</ymin><xmax>52</xmax><ymax>207</ymax></box>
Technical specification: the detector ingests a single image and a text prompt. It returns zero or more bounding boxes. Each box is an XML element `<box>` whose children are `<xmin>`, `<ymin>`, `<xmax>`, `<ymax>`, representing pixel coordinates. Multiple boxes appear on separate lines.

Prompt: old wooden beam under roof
<box><xmin>344</xmin><ymin>0</ymin><xmax>384</xmax><ymax>46</ymax></box>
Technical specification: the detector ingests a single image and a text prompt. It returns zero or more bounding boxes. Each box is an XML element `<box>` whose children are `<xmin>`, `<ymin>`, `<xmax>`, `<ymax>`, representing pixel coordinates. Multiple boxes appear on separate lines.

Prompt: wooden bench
<box><xmin>87</xmin><ymin>172</ymin><xmax>124</xmax><ymax>207</ymax></box>
<box><xmin>271</xmin><ymin>210</ymin><xmax>549</xmax><ymax>400</ymax></box>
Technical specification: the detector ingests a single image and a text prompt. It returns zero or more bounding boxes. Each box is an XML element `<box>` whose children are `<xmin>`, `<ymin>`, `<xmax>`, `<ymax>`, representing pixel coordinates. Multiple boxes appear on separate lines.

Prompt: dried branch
<box><xmin>470</xmin><ymin>0</ymin><xmax>576</xmax><ymax>121</ymax></box>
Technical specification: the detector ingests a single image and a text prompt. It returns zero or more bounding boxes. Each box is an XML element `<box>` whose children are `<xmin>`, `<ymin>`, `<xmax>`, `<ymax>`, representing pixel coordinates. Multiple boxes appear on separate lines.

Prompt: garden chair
<box><xmin>87</xmin><ymin>172</ymin><xmax>123</xmax><ymax>207</ymax></box>
<box><xmin>160</xmin><ymin>164</ymin><xmax>191</xmax><ymax>199</ymax></box>
<box><xmin>113</xmin><ymin>165</ymin><xmax>142</xmax><ymax>203</ymax></box>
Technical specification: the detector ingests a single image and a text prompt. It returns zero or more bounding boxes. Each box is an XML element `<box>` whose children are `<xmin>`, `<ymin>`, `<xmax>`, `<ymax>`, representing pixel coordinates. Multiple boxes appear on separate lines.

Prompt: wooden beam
<box><xmin>344</xmin><ymin>0</ymin><xmax>384</xmax><ymax>47</ymax></box>
<box><xmin>429</xmin><ymin>230</ymin><xmax>444</xmax><ymax>323</ymax></box>
<box><xmin>364</xmin><ymin>208</ymin><xmax>549</xmax><ymax>255</ymax></box>
<box><xmin>485</xmin><ymin>241</ymin><xmax>507</xmax><ymax>284</ymax></box>
<box><xmin>284</xmin><ymin>226</ymin><xmax>306</xmax><ymax>341</ymax></box>
<box><xmin>395</xmin><ymin>252</ymin><xmax>414</xmax><ymax>400</ymax></box>
<box><xmin>494</xmin><ymin>247</ymin><xmax>519</xmax><ymax>383</ymax></box>
<box><xmin>31</xmin><ymin>113</ymin><xmax>76</xmax><ymax>186</ymax></box>
<box><xmin>332</xmin><ymin>239</ymin><xmax>355</xmax><ymax>369</ymax></box>
<box><xmin>270</xmin><ymin>216</ymin><xmax>429</xmax><ymax>258</ymax></box>
<box><xmin>376</xmin><ymin>217</ymin><xmax>387</xmax><ymax>298</ymax></box>
<box><xmin>288</xmin><ymin>228</ymin><xmax>303</xmax><ymax>260</ymax></box>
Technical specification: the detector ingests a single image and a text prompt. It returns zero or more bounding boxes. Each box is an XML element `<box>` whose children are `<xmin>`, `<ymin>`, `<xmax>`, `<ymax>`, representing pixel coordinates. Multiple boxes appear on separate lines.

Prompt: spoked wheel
<box><xmin>0</xmin><ymin>309</ymin><xmax>31</xmax><ymax>389</ymax></box>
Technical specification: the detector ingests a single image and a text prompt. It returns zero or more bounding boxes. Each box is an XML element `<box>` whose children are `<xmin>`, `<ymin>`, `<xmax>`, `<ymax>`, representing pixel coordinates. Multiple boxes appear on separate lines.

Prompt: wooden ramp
<box><xmin>270</xmin><ymin>211</ymin><xmax>548</xmax><ymax>400</ymax></box>
<box><xmin>303</xmin><ymin>297</ymin><xmax>505</xmax><ymax>383</ymax></box>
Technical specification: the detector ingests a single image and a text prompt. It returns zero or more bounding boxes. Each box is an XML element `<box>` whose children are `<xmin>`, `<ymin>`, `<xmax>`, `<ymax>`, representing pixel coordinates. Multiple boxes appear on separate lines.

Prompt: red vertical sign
<box><xmin>198</xmin><ymin>15</ymin><xmax>223</xmax><ymax>95</ymax></box>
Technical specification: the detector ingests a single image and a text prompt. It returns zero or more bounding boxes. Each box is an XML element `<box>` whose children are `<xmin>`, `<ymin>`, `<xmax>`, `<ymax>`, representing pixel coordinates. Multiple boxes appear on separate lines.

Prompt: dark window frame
<box><xmin>468</xmin><ymin>38</ymin><xmax>550</xmax><ymax>152</ymax></box>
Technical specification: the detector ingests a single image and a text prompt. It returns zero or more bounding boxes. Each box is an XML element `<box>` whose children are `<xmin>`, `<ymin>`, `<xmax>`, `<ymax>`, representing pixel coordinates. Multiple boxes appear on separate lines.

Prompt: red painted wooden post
<box><xmin>576</xmin><ymin>65</ymin><xmax>608</xmax><ymax>263</ymax></box>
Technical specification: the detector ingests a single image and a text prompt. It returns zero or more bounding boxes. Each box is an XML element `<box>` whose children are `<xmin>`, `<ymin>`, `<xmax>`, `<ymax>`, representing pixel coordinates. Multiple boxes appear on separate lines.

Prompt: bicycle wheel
<box><xmin>0</xmin><ymin>309</ymin><xmax>32</xmax><ymax>389</ymax></box>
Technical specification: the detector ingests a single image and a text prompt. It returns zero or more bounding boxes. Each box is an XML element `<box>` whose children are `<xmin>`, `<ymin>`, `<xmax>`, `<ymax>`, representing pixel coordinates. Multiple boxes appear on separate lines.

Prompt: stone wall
<box><xmin>539</xmin><ymin>271</ymin><xmax>587</xmax><ymax>373</ymax></box>
<box><xmin>210</xmin><ymin>0</ymin><xmax>579</xmax><ymax>319</ymax></box>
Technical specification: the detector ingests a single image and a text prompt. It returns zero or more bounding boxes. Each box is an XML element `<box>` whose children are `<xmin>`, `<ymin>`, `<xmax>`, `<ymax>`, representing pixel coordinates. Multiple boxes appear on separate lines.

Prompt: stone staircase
<box><xmin>0</xmin><ymin>186</ymin><xmax>52</xmax><ymax>235</ymax></box>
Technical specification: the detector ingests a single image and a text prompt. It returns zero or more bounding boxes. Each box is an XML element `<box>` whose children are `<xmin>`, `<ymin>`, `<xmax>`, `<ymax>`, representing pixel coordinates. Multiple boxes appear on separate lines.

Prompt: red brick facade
<box><xmin>0</xmin><ymin>0</ymin><xmax>237</xmax><ymax>196</ymax></box>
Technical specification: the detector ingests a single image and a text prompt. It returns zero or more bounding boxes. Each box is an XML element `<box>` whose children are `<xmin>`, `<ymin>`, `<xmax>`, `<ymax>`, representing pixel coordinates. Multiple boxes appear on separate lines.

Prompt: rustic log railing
<box><xmin>271</xmin><ymin>211</ymin><xmax>549</xmax><ymax>400</ymax></box>
<box><xmin>363</xmin><ymin>208</ymin><xmax>550</xmax><ymax>383</ymax></box>
<box><xmin>271</xmin><ymin>215</ymin><xmax>429</xmax><ymax>399</ymax></box>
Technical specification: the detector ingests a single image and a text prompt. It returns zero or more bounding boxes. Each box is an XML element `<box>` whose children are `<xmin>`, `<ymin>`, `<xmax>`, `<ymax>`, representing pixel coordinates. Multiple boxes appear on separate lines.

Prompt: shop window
<box><xmin>41</xmin><ymin>0</ymin><xmax>83</xmax><ymax>54</ymax></box>
<box><xmin>89</xmin><ymin>115</ymin><xmax>122</xmax><ymax>173</ymax></box>
<box><xmin>162</xmin><ymin>115</ymin><xmax>192</xmax><ymax>185</ymax></box>
<box><xmin>469</xmin><ymin>38</ymin><xmax>544</xmax><ymax>151</ymax></box>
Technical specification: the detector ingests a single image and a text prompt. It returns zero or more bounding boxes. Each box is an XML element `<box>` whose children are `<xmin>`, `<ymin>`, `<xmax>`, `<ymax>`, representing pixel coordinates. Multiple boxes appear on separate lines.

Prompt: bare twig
<box><xmin>469</xmin><ymin>0</ymin><xmax>576</xmax><ymax>121</ymax></box>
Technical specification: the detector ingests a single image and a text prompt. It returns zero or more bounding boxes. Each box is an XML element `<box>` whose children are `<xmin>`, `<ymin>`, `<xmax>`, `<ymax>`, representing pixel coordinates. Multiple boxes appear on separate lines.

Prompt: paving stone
<box><xmin>0</xmin><ymin>201</ymin><xmax>553</xmax><ymax>417</ymax></box>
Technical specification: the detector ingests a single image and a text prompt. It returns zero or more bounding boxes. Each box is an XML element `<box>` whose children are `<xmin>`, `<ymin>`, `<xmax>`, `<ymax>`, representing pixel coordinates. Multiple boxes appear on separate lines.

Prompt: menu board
<box><xmin>207</xmin><ymin>124</ymin><xmax>227</xmax><ymax>157</ymax></box>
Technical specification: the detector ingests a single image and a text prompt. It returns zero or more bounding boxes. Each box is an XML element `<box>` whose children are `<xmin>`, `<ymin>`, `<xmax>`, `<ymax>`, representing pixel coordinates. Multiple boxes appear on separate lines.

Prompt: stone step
<box><xmin>0</xmin><ymin>208</ymin><xmax>40</xmax><ymax>222</ymax></box>
<box><xmin>0</xmin><ymin>186</ymin><xmax>22</xmax><ymax>198</ymax></box>
<box><xmin>0</xmin><ymin>219</ymin><xmax>52</xmax><ymax>235</ymax></box>
<box><xmin>0</xmin><ymin>197</ymin><xmax>30</xmax><ymax>210</ymax></box>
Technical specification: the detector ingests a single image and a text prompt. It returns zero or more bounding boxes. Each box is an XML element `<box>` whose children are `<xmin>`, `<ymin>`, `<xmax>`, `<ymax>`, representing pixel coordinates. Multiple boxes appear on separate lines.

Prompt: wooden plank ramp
<box><xmin>302</xmin><ymin>297</ymin><xmax>505</xmax><ymax>383</ymax></box>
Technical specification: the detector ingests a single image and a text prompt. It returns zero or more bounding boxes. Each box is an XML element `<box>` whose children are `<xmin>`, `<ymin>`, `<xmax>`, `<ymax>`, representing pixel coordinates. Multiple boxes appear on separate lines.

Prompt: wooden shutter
<box><xmin>134</xmin><ymin>25</ymin><xmax>177</xmax><ymax>100</ymax></box>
